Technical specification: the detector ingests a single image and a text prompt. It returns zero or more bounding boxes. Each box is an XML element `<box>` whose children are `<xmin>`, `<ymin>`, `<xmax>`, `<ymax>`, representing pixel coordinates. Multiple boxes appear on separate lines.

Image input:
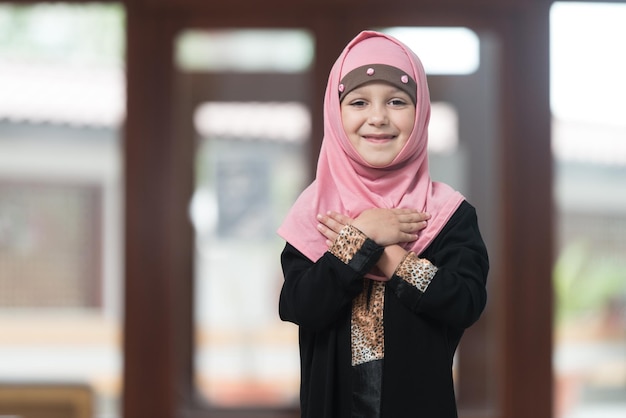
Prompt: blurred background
<box><xmin>0</xmin><ymin>1</ymin><xmax>624</xmax><ymax>418</ymax></box>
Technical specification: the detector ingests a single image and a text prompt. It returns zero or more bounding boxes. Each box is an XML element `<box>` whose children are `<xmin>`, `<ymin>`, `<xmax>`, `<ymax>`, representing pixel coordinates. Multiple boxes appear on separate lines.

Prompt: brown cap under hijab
<box><xmin>338</xmin><ymin>63</ymin><xmax>417</xmax><ymax>104</ymax></box>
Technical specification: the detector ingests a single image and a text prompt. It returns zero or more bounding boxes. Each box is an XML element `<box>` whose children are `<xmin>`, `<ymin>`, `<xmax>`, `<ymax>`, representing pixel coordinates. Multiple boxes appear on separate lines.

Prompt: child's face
<box><xmin>340</xmin><ymin>81</ymin><xmax>416</xmax><ymax>168</ymax></box>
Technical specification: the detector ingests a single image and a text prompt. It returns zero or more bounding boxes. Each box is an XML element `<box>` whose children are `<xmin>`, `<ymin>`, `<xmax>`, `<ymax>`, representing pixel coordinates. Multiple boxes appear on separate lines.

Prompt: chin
<box><xmin>365</xmin><ymin>159</ymin><xmax>393</xmax><ymax>168</ymax></box>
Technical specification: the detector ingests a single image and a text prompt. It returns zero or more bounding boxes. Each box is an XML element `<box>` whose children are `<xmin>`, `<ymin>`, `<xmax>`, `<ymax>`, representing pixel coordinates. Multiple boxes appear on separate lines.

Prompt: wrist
<box><xmin>376</xmin><ymin>245</ymin><xmax>408</xmax><ymax>278</ymax></box>
<box><xmin>393</xmin><ymin>252</ymin><xmax>438</xmax><ymax>293</ymax></box>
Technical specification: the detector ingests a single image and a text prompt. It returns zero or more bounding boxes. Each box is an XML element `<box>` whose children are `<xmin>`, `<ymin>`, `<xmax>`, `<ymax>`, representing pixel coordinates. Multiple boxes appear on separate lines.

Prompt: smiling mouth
<box><xmin>363</xmin><ymin>134</ymin><xmax>396</xmax><ymax>141</ymax></box>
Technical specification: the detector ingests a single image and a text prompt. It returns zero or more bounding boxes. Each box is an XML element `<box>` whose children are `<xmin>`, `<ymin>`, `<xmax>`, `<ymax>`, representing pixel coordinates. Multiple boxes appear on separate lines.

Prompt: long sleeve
<box><xmin>386</xmin><ymin>200</ymin><xmax>489</xmax><ymax>329</ymax></box>
<box><xmin>279</xmin><ymin>226</ymin><xmax>384</xmax><ymax>331</ymax></box>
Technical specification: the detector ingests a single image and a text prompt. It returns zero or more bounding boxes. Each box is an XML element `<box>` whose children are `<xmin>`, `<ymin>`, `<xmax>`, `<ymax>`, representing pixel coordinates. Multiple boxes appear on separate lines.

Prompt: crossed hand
<box><xmin>316</xmin><ymin>208</ymin><xmax>431</xmax><ymax>248</ymax></box>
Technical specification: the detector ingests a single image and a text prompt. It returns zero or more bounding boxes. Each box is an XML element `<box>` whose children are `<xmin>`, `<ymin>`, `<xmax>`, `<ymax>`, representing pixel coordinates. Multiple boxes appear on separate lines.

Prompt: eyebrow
<box><xmin>347</xmin><ymin>84</ymin><xmax>410</xmax><ymax>97</ymax></box>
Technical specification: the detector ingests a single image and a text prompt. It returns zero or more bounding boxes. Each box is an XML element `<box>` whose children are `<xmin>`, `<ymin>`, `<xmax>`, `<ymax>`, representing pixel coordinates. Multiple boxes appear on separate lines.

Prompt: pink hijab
<box><xmin>278</xmin><ymin>30</ymin><xmax>464</xmax><ymax>262</ymax></box>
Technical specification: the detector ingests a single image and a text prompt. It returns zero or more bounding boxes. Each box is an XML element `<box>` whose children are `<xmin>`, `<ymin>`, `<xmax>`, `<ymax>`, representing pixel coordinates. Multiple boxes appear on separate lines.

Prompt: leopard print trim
<box><xmin>351</xmin><ymin>280</ymin><xmax>385</xmax><ymax>366</ymax></box>
<box><xmin>394</xmin><ymin>252</ymin><xmax>438</xmax><ymax>293</ymax></box>
<box><xmin>329</xmin><ymin>224</ymin><xmax>367</xmax><ymax>264</ymax></box>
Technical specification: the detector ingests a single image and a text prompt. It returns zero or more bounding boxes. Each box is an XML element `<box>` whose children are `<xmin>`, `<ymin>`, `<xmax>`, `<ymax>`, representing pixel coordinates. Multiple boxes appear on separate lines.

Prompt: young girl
<box><xmin>278</xmin><ymin>30</ymin><xmax>489</xmax><ymax>418</ymax></box>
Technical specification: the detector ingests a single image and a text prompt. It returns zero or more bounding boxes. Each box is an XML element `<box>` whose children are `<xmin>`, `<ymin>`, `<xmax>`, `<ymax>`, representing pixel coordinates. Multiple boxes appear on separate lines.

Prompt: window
<box><xmin>551</xmin><ymin>3</ymin><xmax>626</xmax><ymax>418</ymax></box>
<box><xmin>175</xmin><ymin>28</ymin><xmax>313</xmax><ymax>407</ymax></box>
<box><xmin>0</xmin><ymin>4</ymin><xmax>125</xmax><ymax>417</ymax></box>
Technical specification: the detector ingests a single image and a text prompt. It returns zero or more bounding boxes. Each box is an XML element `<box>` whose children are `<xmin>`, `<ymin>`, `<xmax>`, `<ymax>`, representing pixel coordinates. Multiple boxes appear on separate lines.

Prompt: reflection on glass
<box><xmin>177</xmin><ymin>28</ymin><xmax>314</xmax><ymax>407</ymax></box>
<box><xmin>191</xmin><ymin>101</ymin><xmax>308</xmax><ymax>406</ymax></box>
<box><xmin>0</xmin><ymin>3</ymin><xmax>125</xmax><ymax>418</ymax></box>
<box><xmin>176</xmin><ymin>29</ymin><xmax>314</xmax><ymax>73</ymax></box>
<box><xmin>551</xmin><ymin>3</ymin><xmax>626</xmax><ymax>418</ymax></box>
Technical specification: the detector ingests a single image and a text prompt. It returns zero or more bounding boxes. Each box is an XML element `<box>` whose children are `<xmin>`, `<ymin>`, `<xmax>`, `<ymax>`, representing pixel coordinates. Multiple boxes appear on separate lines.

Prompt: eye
<box><xmin>389</xmin><ymin>98</ymin><xmax>409</xmax><ymax>106</ymax></box>
<box><xmin>348</xmin><ymin>99</ymin><xmax>368</xmax><ymax>107</ymax></box>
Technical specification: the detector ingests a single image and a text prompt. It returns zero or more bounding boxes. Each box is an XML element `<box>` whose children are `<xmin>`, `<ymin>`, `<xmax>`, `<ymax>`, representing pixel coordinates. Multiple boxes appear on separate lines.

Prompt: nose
<box><xmin>367</xmin><ymin>104</ymin><xmax>388</xmax><ymax>126</ymax></box>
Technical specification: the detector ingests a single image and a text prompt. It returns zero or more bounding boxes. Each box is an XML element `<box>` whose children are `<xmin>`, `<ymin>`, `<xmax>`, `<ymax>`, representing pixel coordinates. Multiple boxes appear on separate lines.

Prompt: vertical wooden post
<box><xmin>499</xmin><ymin>3</ymin><xmax>554</xmax><ymax>418</ymax></box>
<box><xmin>123</xmin><ymin>6</ymin><xmax>188</xmax><ymax>418</ymax></box>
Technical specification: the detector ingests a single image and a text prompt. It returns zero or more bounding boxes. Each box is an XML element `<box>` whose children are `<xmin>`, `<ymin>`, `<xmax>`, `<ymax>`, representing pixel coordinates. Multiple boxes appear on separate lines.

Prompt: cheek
<box><xmin>340</xmin><ymin>108</ymin><xmax>349</xmax><ymax>131</ymax></box>
<box><xmin>402</xmin><ymin>110</ymin><xmax>417</xmax><ymax>135</ymax></box>
<box><xmin>340</xmin><ymin>111</ymin><xmax>359</xmax><ymax>135</ymax></box>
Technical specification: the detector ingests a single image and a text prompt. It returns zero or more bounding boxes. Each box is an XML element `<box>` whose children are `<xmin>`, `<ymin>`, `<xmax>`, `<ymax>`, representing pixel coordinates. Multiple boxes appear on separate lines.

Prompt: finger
<box><xmin>391</xmin><ymin>208</ymin><xmax>431</xmax><ymax>218</ymax></box>
<box><xmin>316</xmin><ymin>222</ymin><xmax>338</xmax><ymax>242</ymax></box>
<box><xmin>419</xmin><ymin>212</ymin><xmax>432</xmax><ymax>221</ymax></box>
<box><xmin>416</xmin><ymin>221</ymin><xmax>429</xmax><ymax>231</ymax></box>
<box><xmin>400</xmin><ymin>220</ymin><xmax>429</xmax><ymax>232</ymax></box>
<box><xmin>398</xmin><ymin>232</ymin><xmax>418</xmax><ymax>242</ymax></box>
<box><xmin>391</xmin><ymin>208</ymin><xmax>420</xmax><ymax>215</ymax></box>
<box><xmin>326</xmin><ymin>211</ymin><xmax>354</xmax><ymax>226</ymax></box>
<box><xmin>397</xmin><ymin>212</ymin><xmax>431</xmax><ymax>223</ymax></box>
<box><xmin>318</xmin><ymin>212</ymin><xmax>347</xmax><ymax>234</ymax></box>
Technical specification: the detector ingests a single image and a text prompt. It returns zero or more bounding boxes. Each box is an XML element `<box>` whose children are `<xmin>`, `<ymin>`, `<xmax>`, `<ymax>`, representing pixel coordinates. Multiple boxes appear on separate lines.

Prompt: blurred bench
<box><xmin>0</xmin><ymin>383</ymin><xmax>93</xmax><ymax>418</ymax></box>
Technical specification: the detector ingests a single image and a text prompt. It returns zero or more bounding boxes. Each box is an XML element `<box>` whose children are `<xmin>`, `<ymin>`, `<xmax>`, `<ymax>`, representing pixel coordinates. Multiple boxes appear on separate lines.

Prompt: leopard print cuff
<box><xmin>329</xmin><ymin>224</ymin><xmax>367</xmax><ymax>264</ymax></box>
<box><xmin>393</xmin><ymin>252</ymin><xmax>438</xmax><ymax>293</ymax></box>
